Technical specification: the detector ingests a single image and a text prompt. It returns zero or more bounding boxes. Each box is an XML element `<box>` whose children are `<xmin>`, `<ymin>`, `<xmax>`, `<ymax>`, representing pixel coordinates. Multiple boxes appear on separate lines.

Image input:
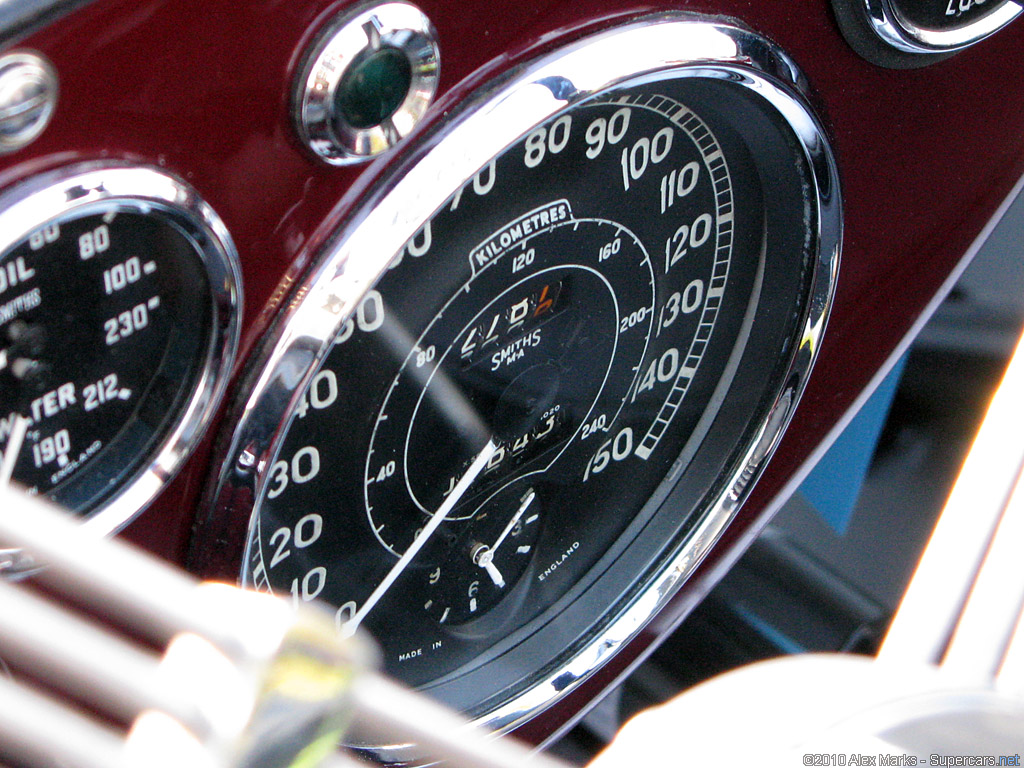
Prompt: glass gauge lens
<box><xmin>248</xmin><ymin>81</ymin><xmax>824</xmax><ymax>707</ymax></box>
<box><xmin>0</xmin><ymin>165</ymin><xmax>240</xmax><ymax>530</ymax></box>
<box><xmin>199</xmin><ymin>17</ymin><xmax>840</xmax><ymax>738</ymax></box>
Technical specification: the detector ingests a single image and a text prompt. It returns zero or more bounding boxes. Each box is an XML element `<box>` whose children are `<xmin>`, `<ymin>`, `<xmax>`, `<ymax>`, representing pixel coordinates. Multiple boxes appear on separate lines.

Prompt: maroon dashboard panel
<box><xmin>5</xmin><ymin>0</ymin><xmax>1024</xmax><ymax>743</ymax></box>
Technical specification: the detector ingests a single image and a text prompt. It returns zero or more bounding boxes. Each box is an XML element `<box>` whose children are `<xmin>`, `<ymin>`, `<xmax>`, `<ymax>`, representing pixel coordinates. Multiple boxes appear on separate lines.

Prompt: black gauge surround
<box><xmin>0</xmin><ymin>164</ymin><xmax>240</xmax><ymax>551</ymax></box>
<box><xmin>193</xmin><ymin>15</ymin><xmax>841</xmax><ymax>748</ymax></box>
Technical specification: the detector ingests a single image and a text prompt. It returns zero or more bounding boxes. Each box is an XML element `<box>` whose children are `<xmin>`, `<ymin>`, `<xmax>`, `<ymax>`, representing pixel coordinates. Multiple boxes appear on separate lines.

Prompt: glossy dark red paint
<box><xmin>6</xmin><ymin>0</ymin><xmax>1024</xmax><ymax>744</ymax></box>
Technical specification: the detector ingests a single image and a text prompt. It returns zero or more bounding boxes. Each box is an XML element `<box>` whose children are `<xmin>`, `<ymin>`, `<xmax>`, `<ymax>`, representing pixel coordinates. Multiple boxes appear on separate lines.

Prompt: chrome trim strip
<box><xmin>881</xmin><ymin>324</ymin><xmax>1024</xmax><ymax>671</ymax></box>
<box><xmin>203</xmin><ymin>14</ymin><xmax>841</xmax><ymax>738</ymax></box>
<box><xmin>863</xmin><ymin>0</ymin><xmax>1023</xmax><ymax>53</ymax></box>
<box><xmin>0</xmin><ymin>162</ymin><xmax>241</xmax><ymax>543</ymax></box>
<box><xmin>946</xmin><ymin>462</ymin><xmax>1024</xmax><ymax>680</ymax></box>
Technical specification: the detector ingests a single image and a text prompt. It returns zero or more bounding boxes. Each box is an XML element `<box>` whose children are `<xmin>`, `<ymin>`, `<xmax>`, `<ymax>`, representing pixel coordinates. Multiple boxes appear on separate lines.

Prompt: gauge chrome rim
<box><xmin>199</xmin><ymin>13</ymin><xmax>841</xmax><ymax>742</ymax></box>
<box><xmin>863</xmin><ymin>0</ymin><xmax>1023</xmax><ymax>52</ymax></box>
<box><xmin>0</xmin><ymin>162</ymin><xmax>241</xmax><ymax>541</ymax></box>
<box><xmin>294</xmin><ymin>1</ymin><xmax>440</xmax><ymax>164</ymax></box>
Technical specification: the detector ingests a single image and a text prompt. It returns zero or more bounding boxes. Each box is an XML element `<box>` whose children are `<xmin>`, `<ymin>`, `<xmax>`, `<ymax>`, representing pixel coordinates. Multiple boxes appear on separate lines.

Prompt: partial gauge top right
<box><xmin>834</xmin><ymin>0</ymin><xmax>1023</xmax><ymax>65</ymax></box>
<box><xmin>193</xmin><ymin>14</ymin><xmax>840</xmax><ymax>752</ymax></box>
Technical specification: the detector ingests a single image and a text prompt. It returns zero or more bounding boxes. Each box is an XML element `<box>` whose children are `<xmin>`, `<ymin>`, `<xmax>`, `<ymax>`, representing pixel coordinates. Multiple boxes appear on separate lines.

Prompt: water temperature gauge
<box><xmin>0</xmin><ymin>163</ymin><xmax>240</xmax><ymax>536</ymax></box>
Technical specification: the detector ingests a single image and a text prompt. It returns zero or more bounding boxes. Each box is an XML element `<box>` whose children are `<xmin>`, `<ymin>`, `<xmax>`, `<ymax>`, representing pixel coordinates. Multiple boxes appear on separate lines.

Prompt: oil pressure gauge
<box><xmin>0</xmin><ymin>163</ymin><xmax>240</xmax><ymax>542</ymax></box>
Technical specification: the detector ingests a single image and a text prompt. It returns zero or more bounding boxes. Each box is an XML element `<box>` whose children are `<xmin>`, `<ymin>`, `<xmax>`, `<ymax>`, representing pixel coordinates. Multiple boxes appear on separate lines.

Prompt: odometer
<box><xmin>195</xmin><ymin>16</ymin><xmax>841</xmax><ymax>748</ymax></box>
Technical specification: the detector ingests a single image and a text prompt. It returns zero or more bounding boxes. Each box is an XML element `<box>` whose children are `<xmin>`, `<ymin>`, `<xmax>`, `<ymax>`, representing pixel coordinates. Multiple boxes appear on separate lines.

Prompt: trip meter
<box><xmin>194</xmin><ymin>15</ymin><xmax>841</xmax><ymax>747</ymax></box>
<box><xmin>0</xmin><ymin>164</ymin><xmax>240</xmax><ymax>543</ymax></box>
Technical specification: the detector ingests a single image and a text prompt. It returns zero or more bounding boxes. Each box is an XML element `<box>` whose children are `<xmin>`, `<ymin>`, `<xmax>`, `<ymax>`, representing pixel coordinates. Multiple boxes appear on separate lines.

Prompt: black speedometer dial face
<box><xmin>0</xmin><ymin>165</ymin><xmax>240</xmax><ymax>536</ymax></box>
<box><xmin>251</xmin><ymin>89</ymin><xmax>765</xmax><ymax>679</ymax></box>
<box><xmin>199</xmin><ymin>17</ymin><xmax>840</xmax><ymax>738</ymax></box>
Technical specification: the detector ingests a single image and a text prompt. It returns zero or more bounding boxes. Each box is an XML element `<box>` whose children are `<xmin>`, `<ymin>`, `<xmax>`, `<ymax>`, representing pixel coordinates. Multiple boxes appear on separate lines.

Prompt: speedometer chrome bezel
<box><xmin>0</xmin><ymin>162</ymin><xmax>242</xmax><ymax>546</ymax></box>
<box><xmin>196</xmin><ymin>13</ymin><xmax>841</xmax><ymax>739</ymax></box>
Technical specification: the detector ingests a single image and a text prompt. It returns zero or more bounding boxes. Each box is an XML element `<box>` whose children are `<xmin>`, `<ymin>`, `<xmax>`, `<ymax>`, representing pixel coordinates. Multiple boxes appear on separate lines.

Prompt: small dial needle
<box><xmin>342</xmin><ymin>439</ymin><xmax>498</xmax><ymax>638</ymax></box>
<box><xmin>0</xmin><ymin>415</ymin><xmax>28</xmax><ymax>489</ymax></box>
<box><xmin>490</xmin><ymin>489</ymin><xmax>535</xmax><ymax>556</ymax></box>
<box><xmin>473</xmin><ymin>489</ymin><xmax>536</xmax><ymax>588</ymax></box>
<box><xmin>479</xmin><ymin>558</ymin><xmax>505</xmax><ymax>589</ymax></box>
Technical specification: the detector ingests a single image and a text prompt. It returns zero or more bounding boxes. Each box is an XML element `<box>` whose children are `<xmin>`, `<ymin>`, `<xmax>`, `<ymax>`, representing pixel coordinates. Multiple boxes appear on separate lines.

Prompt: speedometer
<box><xmin>194</xmin><ymin>15</ymin><xmax>840</xmax><ymax>747</ymax></box>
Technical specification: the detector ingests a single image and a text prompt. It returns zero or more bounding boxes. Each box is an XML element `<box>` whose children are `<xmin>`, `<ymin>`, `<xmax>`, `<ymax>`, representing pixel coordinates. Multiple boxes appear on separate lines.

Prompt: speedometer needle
<box><xmin>341</xmin><ymin>439</ymin><xmax>498</xmax><ymax>638</ymax></box>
